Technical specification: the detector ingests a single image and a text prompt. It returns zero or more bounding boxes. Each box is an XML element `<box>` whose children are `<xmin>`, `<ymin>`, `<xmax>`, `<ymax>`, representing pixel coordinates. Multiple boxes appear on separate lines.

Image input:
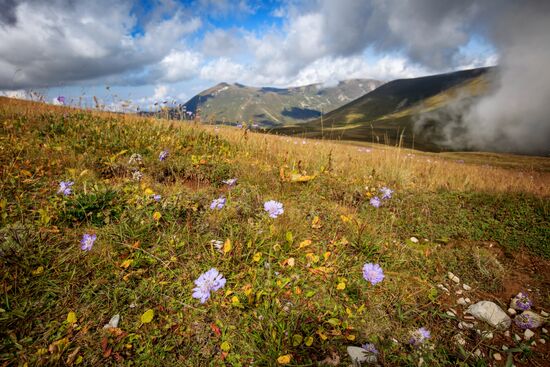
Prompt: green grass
<box><xmin>1</xmin><ymin>98</ymin><xmax>549</xmax><ymax>366</ymax></box>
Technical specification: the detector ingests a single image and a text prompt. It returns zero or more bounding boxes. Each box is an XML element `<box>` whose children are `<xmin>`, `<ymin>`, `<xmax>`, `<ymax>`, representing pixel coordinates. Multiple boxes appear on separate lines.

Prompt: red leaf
<box><xmin>210</xmin><ymin>323</ymin><xmax>221</xmax><ymax>337</ymax></box>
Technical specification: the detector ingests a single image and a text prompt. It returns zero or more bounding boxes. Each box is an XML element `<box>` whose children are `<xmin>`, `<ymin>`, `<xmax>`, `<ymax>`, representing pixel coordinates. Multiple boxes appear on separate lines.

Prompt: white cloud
<box><xmin>158</xmin><ymin>50</ymin><xmax>202</xmax><ymax>83</ymax></box>
<box><xmin>200</xmin><ymin>58</ymin><xmax>246</xmax><ymax>82</ymax></box>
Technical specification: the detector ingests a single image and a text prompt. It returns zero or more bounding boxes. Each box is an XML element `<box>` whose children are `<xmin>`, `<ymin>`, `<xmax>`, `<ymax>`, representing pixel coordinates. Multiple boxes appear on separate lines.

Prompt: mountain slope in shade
<box><xmin>272</xmin><ymin>67</ymin><xmax>495</xmax><ymax>152</ymax></box>
<box><xmin>182</xmin><ymin>79</ymin><xmax>382</xmax><ymax>126</ymax></box>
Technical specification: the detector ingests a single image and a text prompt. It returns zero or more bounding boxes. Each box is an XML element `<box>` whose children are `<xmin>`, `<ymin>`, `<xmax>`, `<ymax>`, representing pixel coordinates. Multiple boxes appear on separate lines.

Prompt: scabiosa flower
<box><xmin>369</xmin><ymin>196</ymin><xmax>381</xmax><ymax>208</ymax></box>
<box><xmin>514</xmin><ymin>313</ymin><xmax>536</xmax><ymax>329</ymax></box>
<box><xmin>264</xmin><ymin>200</ymin><xmax>284</xmax><ymax>218</ymax></box>
<box><xmin>513</xmin><ymin>292</ymin><xmax>532</xmax><ymax>311</ymax></box>
<box><xmin>153</xmin><ymin>194</ymin><xmax>161</xmax><ymax>202</ymax></box>
<box><xmin>57</xmin><ymin>181</ymin><xmax>74</xmax><ymax>196</ymax></box>
<box><xmin>57</xmin><ymin>96</ymin><xmax>65</xmax><ymax>104</ymax></box>
<box><xmin>222</xmin><ymin>178</ymin><xmax>237</xmax><ymax>187</ymax></box>
<box><xmin>192</xmin><ymin>268</ymin><xmax>226</xmax><ymax>303</ymax></box>
<box><xmin>132</xmin><ymin>170</ymin><xmax>143</xmax><ymax>181</ymax></box>
<box><xmin>380</xmin><ymin>187</ymin><xmax>393</xmax><ymax>200</ymax></box>
<box><xmin>159</xmin><ymin>150</ymin><xmax>169</xmax><ymax>161</ymax></box>
<box><xmin>409</xmin><ymin>327</ymin><xmax>430</xmax><ymax>346</ymax></box>
<box><xmin>80</xmin><ymin>233</ymin><xmax>96</xmax><ymax>251</ymax></box>
<box><xmin>362</xmin><ymin>263</ymin><xmax>385</xmax><ymax>285</ymax></box>
<box><xmin>210</xmin><ymin>197</ymin><xmax>226</xmax><ymax>210</ymax></box>
<box><xmin>361</xmin><ymin>343</ymin><xmax>379</xmax><ymax>355</ymax></box>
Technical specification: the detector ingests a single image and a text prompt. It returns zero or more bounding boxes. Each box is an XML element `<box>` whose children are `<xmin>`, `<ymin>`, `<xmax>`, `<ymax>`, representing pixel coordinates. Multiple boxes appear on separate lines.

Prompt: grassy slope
<box><xmin>272</xmin><ymin>68</ymin><xmax>492</xmax><ymax>152</ymax></box>
<box><xmin>1</xmin><ymin>98</ymin><xmax>549</xmax><ymax>366</ymax></box>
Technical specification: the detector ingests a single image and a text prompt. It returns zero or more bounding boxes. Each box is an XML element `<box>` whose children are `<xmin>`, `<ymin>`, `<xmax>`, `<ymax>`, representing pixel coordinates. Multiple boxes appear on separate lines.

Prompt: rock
<box><xmin>514</xmin><ymin>334</ymin><xmax>521</xmax><ymax>341</ymax></box>
<box><xmin>410</xmin><ymin>237</ymin><xmax>419</xmax><ymax>243</ymax></box>
<box><xmin>508</xmin><ymin>308</ymin><xmax>516</xmax><ymax>316</ymax></box>
<box><xmin>458</xmin><ymin>321</ymin><xmax>474</xmax><ymax>329</ymax></box>
<box><xmin>543</xmin><ymin>328</ymin><xmax>548</xmax><ymax>334</ymax></box>
<box><xmin>466</xmin><ymin>301</ymin><xmax>511</xmax><ymax>330</ymax></box>
<box><xmin>464</xmin><ymin>316</ymin><xmax>476</xmax><ymax>321</ymax></box>
<box><xmin>539</xmin><ymin>339</ymin><xmax>546</xmax><ymax>344</ymax></box>
<box><xmin>482</xmin><ymin>331</ymin><xmax>493</xmax><ymax>340</ymax></box>
<box><xmin>474</xmin><ymin>349</ymin><xmax>482</xmax><ymax>357</ymax></box>
<box><xmin>448</xmin><ymin>272</ymin><xmax>460</xmax><ymax>284</ymax></box>
<box><xmin>502</xmin><ymin>345</ymin><xmax>508</xmax><ymax>351</ymax></box>
<box><xmin>521</xmin><ymin>310</ymin><xmax>545</xmax><ymax>328</ymax></box>
<box><xmin>504</xmin><ymin>331</ymin><xmax>510</xmax><ymax>337</ymax></box>
<box><xmin>465</xmin><ymin>298</ymin><xmax>471</xmax><ymax>304</ymax></box>
<box><xmin>346</xmin><ymin>346</ymin><xmax>377</xmax><ymax>366</ymax></box>
<box><xmin>446</xmin><ymin>311</ymin><xmax>456</xmax><ymax>317</ymax></box>
<box><xmin>455</xmin><ymin>290</ymin><xmax>463</xmax><ymax>295</ymax></box>
<box><xmin>457</xmin><ymin>297</ymin><xmax>467</xmax><ymax>306</ymax></box>
<box><xmin>103</xmin><ymin>314</ymin><xmax>120</xmax><ymax>329</ymax></box>
<box><xmin>493</xmin><ymin>353</ymin><xmax>502</xmax><ymax>361</ymax></box>
<box><xmin>541</xmin><ymin>310</ymin><xmax>549</xmax><ymax>317</ymax></box>
<box><xmin>463</xmin><ymin>284</ymin><xmax>472</xmax><ymax>291</ymax></box>
<box><xmin>437</xmin><ymin>284</ymin><xmax>450</xmax><ymax>293</ymax></box>
<box><xmin>453</xmin><ymin>333</ymin><xmax>466</xmax><ymax>346</ymax></box>
<box><xmin>524</xmin><ymin>329</ymin><xmax>535</xmax><ymax>340</ymax></box>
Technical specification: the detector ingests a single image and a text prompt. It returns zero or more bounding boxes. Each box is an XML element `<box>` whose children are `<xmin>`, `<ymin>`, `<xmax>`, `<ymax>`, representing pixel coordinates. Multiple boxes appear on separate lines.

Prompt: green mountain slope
<box><xmin>272</xmin><ymin>67</ymin><xmax>494</xmax><ymax>151</ymax></box>
<box><xmin>182</xmin><ymin>79</ymin><xmax>381</xmax><ymax>126</ymax></box>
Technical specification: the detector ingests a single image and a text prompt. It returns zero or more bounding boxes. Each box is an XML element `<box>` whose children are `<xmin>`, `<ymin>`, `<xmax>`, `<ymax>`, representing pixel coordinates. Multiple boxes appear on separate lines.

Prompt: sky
<box><xmin>0</xmin><ymin>0</ymin><xmax>502</xmax><ymax>110</ymax></box>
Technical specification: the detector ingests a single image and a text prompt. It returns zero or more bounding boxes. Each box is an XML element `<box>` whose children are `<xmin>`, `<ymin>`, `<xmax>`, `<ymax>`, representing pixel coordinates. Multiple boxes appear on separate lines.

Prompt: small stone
<box><xmin>504</xmin><ymin>331</ymin><xmax>511</xmax><ymax>337</ymax></box>
<box><xmin>103</xmin><ymin>314</ymin><xmax>120</xmax><ymax>329</ymax></box>
<box><xmin>514</xmin><ymin>334</ymin><xmax>521</xmax><ymax>341</ymax></box>
<box><xmin>539</xmin><ymin>339</ymin><xmax>546</xmax><ymax>344</ymax></box>
<box><xmin>531</xmin><ymin>341</ymin><xmax>537</xmax><ymax>346</ymax></box>
<box><xmin>449</xmin><ymin>308</ymin><xmax>458</xmax><ymax>315</ymax></box>
<box><xmin>466</xmin><ymin>301</ymin><xmax>511</xmax><ymax>330</ymax></box>
<box><xmin>455</xmin><ymin>290</ymin><xmax>463</xmax><ymax>295</ymax></box>
<box><xmin>502</xmin><ymin>345</ymin><xmax>508</xmax><ymax>351</ymax></box>
<box><xmin>508</xmin><ymin>308</ymin><xmax>516</xmax><ymax>316</ymax></box>
<box><xmin>464</xmin><ymin>315</ymin><xmax>475</xmax><ymax>321</ymax></box>
<box><xmin>437</xmin><ymin>284</ymin><xmax>450</xmax><ymax>293</ymax></box>
<box><xmin>410</xmin><ymin>237</ymin><xmax>419</xmax><ymax>243</ymax></box>
<box><xmin>453</xmin><ymin>333</ymin><xmax>467</xmax><ymax>346</ymax></box>
<box><xmin>493</xmin><ymin>353</ymin><xmax>502</xmax><ymax>361</ymax></box>
<box><xmin>448</xmin><ymin>272</ymin><xmax>460</xmax><ymax>284</ymax></box>
<box><xmin>541</xmin><ymin>310</ymin><xmax>549</xmax><ymax>317</ymax></box>
<box><xmin>446</xmin><ymin>311</ymin><xmax>456</xmax><ymax>317</ymax></box>
<box><xmin>482</xmin><ymin>331</ymin><xmax>493</xmax><ymax>340</ymax></box>
<box><xmin>457</xmin><ymin>297</ymin><xmax>467</xmax><ymax>306</ymax></box>
<box><xmin>463</xmin><ymin>284</ymin><xmax>472</xmax><ymax>291</ymax></box>
<box><xmin>542</xmin><ymin>328</ymin><xmax>548</xmax><ymax>334</ymax></box>
<box><xmin>474</xmin><ymin>349</ymin><xmax>482</xmax><ymax>357</ymax></box>
<box><xmin>459</xmin><ymin>321</ymin><xmax>474</xmax><ymax>329</ymax></box>
<box><xmin>464</xmin><ymin>298</ymin><xmax>471</xmax><ymax>303</ymax></box>
<box><xmin>524</xmin><ymin>329</ymin><xmax>535</xmax><ymax>340</ymax></box>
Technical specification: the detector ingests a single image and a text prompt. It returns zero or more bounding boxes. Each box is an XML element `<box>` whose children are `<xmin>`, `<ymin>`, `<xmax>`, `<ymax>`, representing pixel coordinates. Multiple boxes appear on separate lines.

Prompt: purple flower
<box><xmin>380</xmin><ymin>187</ymin><xmax>393</xmax><ymax>200</ymax></box>
<box><xmin>513</xmin><ymin>292</ymin><xmax>532</xmax><ymax>311</ymax></box>
<box><xmin>153</xmin><ymin>194</ymin><xmax>161</xmax><ymax>202</ymax></box>
<box><xmin>361</xmin><ymin>343</ymin><xmax>379</xmax><ymax>355</ymax></box>
<box><xmin>264</xmin><ymin>200</ymin><xmax>284</xmax><ymax>218</ymax></box>
<box><xmin>369</xmin><ymin>196</ymin><xmax>381</xmax><ymax>208</ymax></box>
<box><xmin>159</xmin><ymin>150</ymin><xmax>169</xmax><ymax>161</ymax></box>
<box><xmin>222</xmin><ymin>178</ymin><xmax>237</xmax><ymax>187</ymax></box>
<box><xmin>409</xmin><ymin>327</ymin><xmax>430</xmax><ymax>346</ymax></box>
<box><xmin>362</xmin><ymin>263</ymin><xmax>384</xmax><ymax>285</ymax></box>
<box><xmin>210</xmin><ymin>197</ymin><xmax>226</xmax><ymax>210</ymax></box>
<box><xmin>192</xmin><ymin>268</ymin><xmax>226</xmax><ymax>303</ymax></box>
<box><xmin>57</xmin><ymin>181</ymin><xmax>74</xmax><ymax>196</ymax></box>
<box><xmin>57</xmin><ymin>96</ymin><xmax>65</xmax><ymax>104</ymax></box>
<box><xmin>514</xmin><ymin>313</ymin><xmax>536</xmax><ymax>329</ymax></box>
<box><xmin>80</xmin><ymin>233</ymin><xmax>96</xmax><ymax>251</ymax></box>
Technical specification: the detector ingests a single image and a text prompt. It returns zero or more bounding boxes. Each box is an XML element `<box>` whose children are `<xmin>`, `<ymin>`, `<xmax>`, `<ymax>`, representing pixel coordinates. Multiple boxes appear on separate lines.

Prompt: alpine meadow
<box><xmin>1</xmin><ymin>1</ymin><xmax>549</xmax><ymax>366</ymax></box>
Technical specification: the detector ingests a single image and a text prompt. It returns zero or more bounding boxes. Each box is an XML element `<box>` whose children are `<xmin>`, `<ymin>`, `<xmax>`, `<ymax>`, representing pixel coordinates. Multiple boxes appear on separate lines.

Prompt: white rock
<box><xmin>448</xmin><ymin>272</ymin><xmax>460</xmax><ymax>284</ymax></box>
<box><xmin>514</xmin><ymin>334</ymin><xmax>521</xmax><ymax>341</ymax></box>
<box><xmin>508</xmin><ymin>308</ymin><xmax>517</xmax><ymax>316</ymax></box>
<box><xmin>446</xmin><ymin>311</ymin><xmax>456</xmax><ymax>317</ymax></box>
<box><xmin>462</xmin><ymin>284</ymin><xmax>472</xmax><ymax>291</ymax></box>
<box><xmin>458</xmin><ymin>321</ymin><xmax>474</xmax><ymax>329</ymax></box>
<box><xmin>493</xmin><ymin>353</ymin><xmax>502</xmax><ymax>361</ymax></box>
<box><xmin>437</xmin><ymin>284</ymin><xmax>450</xmax><ymax>293</ymax></box>
<box><xmin>474</xmin><ymin>349</ymin><xmax>482</xmax><ymax>357</ymax></box>
<box><xmin>410</xmin><ymin>237</ymin><xmax>419</xmax><ymax>243</ymax></box>
<box><xmin>455</xmin><ymin>290</ymin><xmax>463</xmax><ymax>295</ymax></box>
<box><xmin>542</xmin><ymin>328</ymin><xmax>548</xmax><ymax>334</ymax></box>
<box><xmin>103</xmin><ymin>314</ymin><xmax>120</xmax><ymax>329</ymax></box>
<box><xmin>457</xmin><ymin>297</ymin><xmax>468</xmax><ymax>306</ymax></box>
<box><xmin>541</xmin><ymin>310</ymin><xmax>549</xmax><ymax>317</ymax></box>
<box><xmin>453</xmin><ymin>333</ymin><xmax>466</xmax><ymax>346</ymax></box>
<box><xmin>347</xmin><ymin>346</ymin><xmax>377</xmax><ymax>365</ymax></box>
<box><xmin>539</xmin><ymin>339</ymin><xmax>546</xmax><ymax>344</ymax></box>
<box><xmin>524</xmin><ymin>329</ymin><xmax>535</xmax><ymax>340</ymax></box>
<box><xmin>464</xmin><ymin>315</ymin><xmax>475</xmax><ymax>321</ymax></box>
<box><xmin>504</xmin><ymin>331</ymin><xmax>511</xmax><ymax>337</ymax></box>
<box><xmin>502</xmin><ymin>345</ymin><xmax>508</xmax><ymax>351</ymax></box>
<box><xmin>465</xmin><ymin>298</ymin><xmax>471</xmax><ymax>304</ymax></box>
<box><xmin>450</xmin><ymin>308</ymin><xmax>458</xmax><ymax>315</ymax></box>
<box><xmin>482</xmin><ymin>331</ymin><xmax>493</xmax><ymax>340</ymax></box>
<box><xmin>466</xmin><ymin>301</ymin><xmax>511</xmax><ymax>330</ymax></box>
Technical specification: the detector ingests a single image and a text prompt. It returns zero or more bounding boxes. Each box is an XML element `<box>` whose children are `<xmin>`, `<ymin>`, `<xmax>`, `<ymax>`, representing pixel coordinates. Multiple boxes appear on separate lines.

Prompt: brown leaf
<box><xmin>66</xmin><ymin>347</ymin><xmax>80</xmax><ymax>365</ymax></box>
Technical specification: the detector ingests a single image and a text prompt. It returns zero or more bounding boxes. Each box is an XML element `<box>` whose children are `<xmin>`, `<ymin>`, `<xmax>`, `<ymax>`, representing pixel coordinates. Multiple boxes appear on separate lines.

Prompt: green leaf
<box><xmin>285</xmin><ymin>231</ymin><xmax>293</xmax><ymax>244</ymax></box>
<box><xmin>140</xmin><ymin>309</ymin><xmax>154</xmax><ymax>323</ymax></box>
<box><xmin>292</xmin><ymin>334</ymin><xmax>303</xmax><ymax>347</ymax></box>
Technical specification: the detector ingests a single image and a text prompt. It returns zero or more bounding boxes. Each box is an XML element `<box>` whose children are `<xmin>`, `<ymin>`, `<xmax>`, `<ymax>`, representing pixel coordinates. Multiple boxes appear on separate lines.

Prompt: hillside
<box><xmin>273</xmin><ymin>67</ymin><xmax>494</xmax><ymax>152</ymax></box>
<box><xmin>1</xmin><ymin>97</ymin><xmax>549</xmax><ymax>366</ymax></box>
<box><xmin>180</xmin><ymin>79</ymin><xmax>381</xmax><ymax>126</ymax></box>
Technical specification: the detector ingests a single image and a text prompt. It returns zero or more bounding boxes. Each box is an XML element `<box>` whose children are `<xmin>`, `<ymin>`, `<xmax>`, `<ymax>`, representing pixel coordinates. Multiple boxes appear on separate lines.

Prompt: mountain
<box><xmin>180</xmin><ymin>79</ymin><xmax>382</xmax><ymax>126</ymax></box>
<box><xmin>272</xmin><ymin>67</ymin><xmax>494</xmax><ymax>152</ymax></box>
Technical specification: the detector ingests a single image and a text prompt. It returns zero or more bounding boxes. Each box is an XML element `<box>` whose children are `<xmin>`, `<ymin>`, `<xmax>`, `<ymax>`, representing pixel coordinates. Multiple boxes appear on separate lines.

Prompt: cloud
<box><xmin>200</xmin><ymin>58</ymin><xmax>245</xmax><ymax>82</ymax></box>
<box><xmin>202</xmin><ymin>29</ymin><xmax>245</xmax><ymax>57</ymax></box>
<box><xmin>0</xmin><ymin>0</ymin><xmax>201</xmax><ymax>89</ymax></box>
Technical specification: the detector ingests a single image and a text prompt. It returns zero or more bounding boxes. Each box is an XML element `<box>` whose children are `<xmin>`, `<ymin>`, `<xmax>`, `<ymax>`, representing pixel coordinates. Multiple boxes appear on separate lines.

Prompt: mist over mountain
<box><xmin>180</xmin><ymin>79</ymin><xmax>381</xmax><ymax>126</ymax></box>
